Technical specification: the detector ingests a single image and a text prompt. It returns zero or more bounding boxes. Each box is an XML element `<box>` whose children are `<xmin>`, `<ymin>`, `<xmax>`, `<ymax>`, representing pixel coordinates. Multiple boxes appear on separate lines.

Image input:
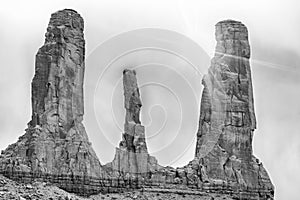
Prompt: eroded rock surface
<box><xmin>194</xmin><ymin>20</ymin><xmax>274</xmax><ymax>198</ymax></box>
<box><xmin>104</xmin><ymin>69</ymin><xmax>160</xmax><ymax>175</ymax></box>
<box><xmin>0</xmin><ymin>9</ymin><xmax>274</xmax><ymax>199</ymax></box>
<box><xmin>0</xmin><ymin>9</ymin><xmax>103</xmax><ymax>195</ymax></box>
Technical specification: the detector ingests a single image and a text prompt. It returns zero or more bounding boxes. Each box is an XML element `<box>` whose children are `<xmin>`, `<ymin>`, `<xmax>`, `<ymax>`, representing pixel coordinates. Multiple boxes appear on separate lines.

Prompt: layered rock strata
<box><xmin>0</xmin><ymin>9</ymin><xmax>103</xmax><ymax>195</ymax></box>
<box><xmin>104</xmin><ymin>69</ymin><xmax>160</xmax><ymax>176</ymax></box>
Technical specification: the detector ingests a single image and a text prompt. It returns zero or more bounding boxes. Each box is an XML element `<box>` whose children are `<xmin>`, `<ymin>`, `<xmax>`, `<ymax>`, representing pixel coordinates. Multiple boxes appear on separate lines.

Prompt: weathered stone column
<box><xmin>31</xmin><ymin>8</ymin><xmax>85</xmax><ymax>131</ymax></box>
<box><xmin>105</xmin><ymin>69</ymin><xmax>159</xmax><ymax>176</ymax></box>
<box><xmin>0</xmin><ymin>9</ymin><xmax>102</xmax><ymax>196</ymax></box>
<box><xmin>195</xmin><ymin>20</ymin><xmax>274</xmax><ymax>198</ymax></box>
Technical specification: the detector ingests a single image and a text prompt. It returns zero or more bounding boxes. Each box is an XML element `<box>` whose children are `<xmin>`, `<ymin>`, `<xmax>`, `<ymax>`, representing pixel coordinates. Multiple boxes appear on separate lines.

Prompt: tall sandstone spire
<box><xmin>195</xmin><ymin>20</ymin><xmax>274</xmax><ymax>197</ymax></box>
<box><xmin>104</xmin><ymin>69</ymin><xmax>159</xmax><ymax>176</ymax></box>
<box><xmin>0</xmin><ymin>9</ymin><xmax>102</xmax><ymax>195</ymax></box>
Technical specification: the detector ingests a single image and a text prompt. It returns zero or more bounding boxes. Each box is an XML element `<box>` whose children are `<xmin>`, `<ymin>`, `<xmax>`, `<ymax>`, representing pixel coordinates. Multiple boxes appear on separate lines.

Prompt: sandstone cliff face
<box><xmin>0</xmin><ymin>9</ymin><xmax>103</xmax><ymax>195</ymax></box>
<box><xmin>195</xmin><ymin>20</ymin><xmax>274</xmax><ymax>197</ymax></box>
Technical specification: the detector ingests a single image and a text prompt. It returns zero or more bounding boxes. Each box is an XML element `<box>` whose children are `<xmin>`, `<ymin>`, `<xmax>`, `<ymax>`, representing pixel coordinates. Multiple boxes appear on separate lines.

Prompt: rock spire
<box><xmin>0</xmin><ymin>9</ymin><xmax>102</xmax><ymax>195</ymax></box>
<box><xmin>104</xmin><ymin>69</ymin><xmax>159</xmax><ymax>175</ymax></box>
<box><xmin>195</xmin><ymin>19</ymin><xmax>274</xmax><ymax>196</ymax></box>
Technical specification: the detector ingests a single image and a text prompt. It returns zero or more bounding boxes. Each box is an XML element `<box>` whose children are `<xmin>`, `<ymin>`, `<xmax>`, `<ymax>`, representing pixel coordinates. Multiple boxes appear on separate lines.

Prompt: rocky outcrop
<box><xmin>0</xmin><ymin>174</ymin><xmax>271</xmax><ymax>200</ymax></box>
<box><xmin>0</xmin><ymin>9</ymin><xmax>274</xmax><ymax>199</ymax></box>
<box><xmin>0</xmin><ymin>9</ymin><xmax>103</xmax><ymax>195</ymax></box>
<box><xmin>103</xmin><ymin>38</ymin><xmax>274</xmax><ymax>198</ymax></box>
<box><xmin>100</xmin><ymin>20</ymin><xmax>275</xmax><ymax>200</ymax></box>
<box><xmin>194</xmin><ymin>20</ymin><xmax>274</xmax><ymax>198</ymax></box>
<box><xmin>104</xmin><ymin>69</ymin><xmax>160</xmax><ymax>175</ymax></box>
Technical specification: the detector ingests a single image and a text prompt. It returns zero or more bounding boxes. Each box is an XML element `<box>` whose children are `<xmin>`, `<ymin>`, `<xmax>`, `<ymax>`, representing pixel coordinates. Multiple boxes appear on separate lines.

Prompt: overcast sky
<box><xmin>0</xmin><ymin>1</ymin><xmax>299</xmax><ymax>200</ymax></box>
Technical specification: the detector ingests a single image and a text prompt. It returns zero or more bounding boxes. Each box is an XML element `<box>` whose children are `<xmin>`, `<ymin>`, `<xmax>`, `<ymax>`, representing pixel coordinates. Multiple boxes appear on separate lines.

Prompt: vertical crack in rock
<box><xmin>194</xmin><ymin>20</ymin><xmax>274</xmax><ymax>198</ymax></box>
<box><xmin>104</xmin><ymin>69</ymin><xmax>160</xmax><ymax>177</ymax></box>
<box><xmin>0</xmin><ymin>9</ymin><xmax>103</xmax><ymax>195</ymax></box>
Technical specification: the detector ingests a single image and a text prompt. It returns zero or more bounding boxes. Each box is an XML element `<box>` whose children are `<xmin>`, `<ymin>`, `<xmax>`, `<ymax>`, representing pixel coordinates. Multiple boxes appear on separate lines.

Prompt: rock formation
<box><xmin>194</xmin><ymin>20</ymin><xmax>274</xmax><ymax>198</ymax></box>
<box><xmin>0</xmin><ymin>9</ymin><xmax>274</xmax><ymax>199</ymax></box>
<box><xmin>0</xmin><ymin>9</ymin><xmax>103</xmax><ymax>195</ymax></box>
<box><xmin>104</xmin><ymin>69</ymin><xmax>160</xmax><ymax>175</ymax></box>
<box><xmin>103</xmin><ymin>26</ymin><xmax>275</xmax><ymax>198</ymax></box>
